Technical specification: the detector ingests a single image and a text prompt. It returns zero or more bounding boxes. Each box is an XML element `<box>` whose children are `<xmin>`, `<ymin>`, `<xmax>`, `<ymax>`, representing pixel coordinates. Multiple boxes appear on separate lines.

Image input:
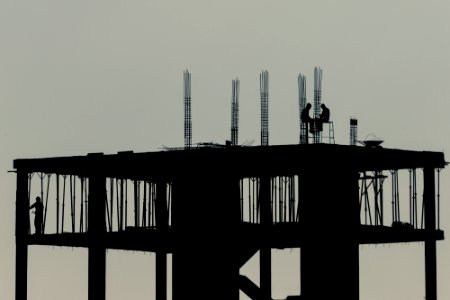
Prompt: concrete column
<box><xmin>88</xmin><ymin>175</ymin><xmax>106</xmax><ymax>300</ymax></box>
<box><xmin>16</xmin><ymin>171</ymin><xmax>29</xmax><ymax>300</ymax></box>
<box><xmin>299</xmin><ymin>170</ymin><xmax>360</xmax><ymax>300</ymax></box>
<box><xmin>424</xmin><ymin>167</ymin><xmax>437</xmax><ymax>300</ymax></box>
<box><xmin>171</xmin><ymin>175</ymin><xmax>241</xmax><ymax>300</ymax></box>
<box><xmin>259</xmin><ymin>176</ymin><xmax>272</xmax><ymax>299</ymax></box>
<box><xmin>155</xmin><ymin>182</ymin><xmax>168</xmax><ymax>300</ymax></box>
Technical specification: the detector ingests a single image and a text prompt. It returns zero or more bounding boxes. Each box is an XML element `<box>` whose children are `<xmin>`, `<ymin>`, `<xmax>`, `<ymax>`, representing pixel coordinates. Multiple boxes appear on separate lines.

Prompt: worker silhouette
<box><xmin>301</xmin><ymin>103</ymin><xmax>314</xmax><ymax>133</ymax></box>
<box><xmin>317</xmin><ymin>103</ymin><xmax>330</xmax><ymax>131</ymax></box>
<box><xmin>29</xmin><ymin>196</ymin><xmax>44</xmax><ymax>235</ymax></box>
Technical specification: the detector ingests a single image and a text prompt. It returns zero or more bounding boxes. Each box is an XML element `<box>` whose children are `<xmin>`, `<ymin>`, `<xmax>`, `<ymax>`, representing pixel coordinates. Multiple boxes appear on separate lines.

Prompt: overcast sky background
<box><xmin>1</xmin><ymin>1</ymin><xmax>450</xmax><ymax>299</ymax></box>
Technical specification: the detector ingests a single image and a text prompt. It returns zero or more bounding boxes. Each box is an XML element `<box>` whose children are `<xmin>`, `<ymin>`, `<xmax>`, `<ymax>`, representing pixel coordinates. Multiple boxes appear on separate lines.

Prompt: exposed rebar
<box><xmin>260</xmin><ymin>70</ymin><xmax>269</xmax><ymax>146</ymax></box>
<box><xmin>350</xmin><ymin>118</ymin><xmax>358</xmax><ymax>146</ymax></box>
<box><xmin>298</xmin><ymin>74</ymin><xmax>307</xmax><ymax>144</ymax></box>
<box><xmin>184</xmin><ymin>69</ymin><xmax>192</xmax><ymax>149</ymax></box>
<box><xmin>313</xmin><ymin>67</ymin><xmax>322</xmax><ymax>143</ymax></box>
<box><xmin>231</xmin><ymin>78</ymin><xmax>240</xmax><ymax>146</ymax></box>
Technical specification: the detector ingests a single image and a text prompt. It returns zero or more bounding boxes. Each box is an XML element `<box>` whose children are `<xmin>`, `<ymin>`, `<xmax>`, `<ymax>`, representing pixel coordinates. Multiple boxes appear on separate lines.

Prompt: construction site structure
<box><xmin>14</xmin><ymin>143</ymin><xmax>445</xmax><ymax>300</ymax></box>
<box><xmin>14</xmin><ymin>68</ymin><xmax>446</xmax><ymax>300</ymax></box>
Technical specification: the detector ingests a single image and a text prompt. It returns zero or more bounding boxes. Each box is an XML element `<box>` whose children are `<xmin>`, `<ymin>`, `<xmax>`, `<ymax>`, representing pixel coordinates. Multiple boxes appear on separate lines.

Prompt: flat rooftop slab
<box><xmin>13</xmin><ymin>144</ymin><xmax>447</xmax><ymax>179</ymax></box>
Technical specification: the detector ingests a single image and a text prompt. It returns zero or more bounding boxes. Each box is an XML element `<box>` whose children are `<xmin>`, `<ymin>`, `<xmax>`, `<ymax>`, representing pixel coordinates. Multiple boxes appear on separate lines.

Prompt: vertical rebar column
<box><xmin>231</xmin><ymin>78</ymin><xmax>240</xmax><ymax>146</ymax></box>
<box><xmin>16</xmin><ymin>170</ymin><xmax>29</xmax><ymax>300</ymax></box>
<box><xmin>350</xmin><ymin>118</ymin><xmax>358</xmax><ymax>146</ymax></box>
<box><xmin>313</xmin><ymin>67</ymin><xmax>322</xmax><ymax>144</ymax></box>
<box><xmin>298</xmin><ymin>74</ymin><xmax>307</xmax><ymax>144</ymax></box>
<box><xmin>184</xmin><ymin>69</ymin><xmax>192</xmax><ymax>149</ymax></box>
<box><xmin>260</xmin><ymin>70</ymin><xmax>269</xmax><ymax>146</ymax></box>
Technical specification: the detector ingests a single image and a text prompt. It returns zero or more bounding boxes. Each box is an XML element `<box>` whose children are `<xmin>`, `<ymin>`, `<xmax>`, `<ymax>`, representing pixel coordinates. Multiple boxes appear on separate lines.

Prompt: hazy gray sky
<box><xmin>1</xmin><ymin>1</ymin><xmax>450</xmax><ymax>299</ymax></box>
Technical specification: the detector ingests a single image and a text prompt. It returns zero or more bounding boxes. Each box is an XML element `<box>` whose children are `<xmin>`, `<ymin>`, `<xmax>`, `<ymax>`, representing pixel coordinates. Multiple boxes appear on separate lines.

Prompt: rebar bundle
<box><xmin>298</xmin><ymin>74</ymin><xmax>307</xmax><ymax>144</ymax></box>
<box><xmin>231</xmin><ymin>78</ymin><xmax>240</xmax><ymax>146</ymax></box>
<box><xmin>350</xmin><ymin>118</ymin><xmax>358</xmax><ymax>146</ymax></box>
<box><xmin>184</xmin><ymin>70</ymin><xmax>192</xmax><ymax>149</ymax></box>
<box><xmin>313</xmin><ymin>67</ymin><xmax>322</xmax><ymax>143</ymax></box>
<box><xmin>260</xmin><ymin>70</ymin><xmax>269</xmax><ymax>146</ymax></box>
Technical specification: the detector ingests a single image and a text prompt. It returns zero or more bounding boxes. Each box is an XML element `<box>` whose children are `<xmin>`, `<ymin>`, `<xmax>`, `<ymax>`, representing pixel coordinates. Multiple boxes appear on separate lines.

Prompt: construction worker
<box><xmin>317</xmin><ymin>103</ymin><xmax>330</xmax><ymax>131</ymax></box>
<box><xmin>320</xmin><ymin>103</ymin><xmax>330</xmax><ymax>123</ymax></box>
<box><xmin>301</xmin><ymin>103</ymin><xmax>314</xmax><ymax>133</ymax></box>
<box><xmin>29</xmin><ymin>196</ymin><xmax>44</xmax><ymax>235</ymax></box>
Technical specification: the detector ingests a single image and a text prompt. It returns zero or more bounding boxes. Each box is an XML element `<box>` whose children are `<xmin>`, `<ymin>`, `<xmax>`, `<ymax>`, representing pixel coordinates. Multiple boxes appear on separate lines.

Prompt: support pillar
<box><xmin>299</xmin><ymin>170</ymin><xmax>360</xmax><ymax>300</ymax></box>
<box><xmin>172</xmin><ymin>175</ymin><xmax>241</xmax><ymax>300</ymax></box>
<box><xmin>259</xmin><ymin>176</ymin><xmax>272</xmax><ymax>299</ymax></box>
<box><xmin>16</xmin><ymin>170</ymin><xmax>29</xmax><ymax>300</ymax></box>
<box><xmin>155</xmin><ymin>182</ymin><xmax>168</xmax><ymax>300</ymax></box>
<box><xmin>424</xmin><ymin>167</ymin><xmax>437</xmax><ymax>300</ymax></box>
<box><xmin>88</xmin><ymin>175</ymin><xmax>106</xmax><ymax>300</ymax></box>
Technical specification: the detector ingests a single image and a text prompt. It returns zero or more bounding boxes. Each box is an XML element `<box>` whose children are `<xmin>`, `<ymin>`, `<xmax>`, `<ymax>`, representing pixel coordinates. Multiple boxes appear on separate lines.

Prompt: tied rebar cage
<box><xmin>313</xmin><ymin>67</ymin><xmax>322</xmax><ymax>144</ymax></box>
<box><xmin>260</xmin><ymin>70</ymin><xmax>269</xmax><ymax>146</ymax></box>
<box><xmin>350</xmin><ymin>118</ymin><xmax>358</xmax><ymax>146</ymax></box>
<box><xmin>184</xmin><ymin>69</ymin><xmax>192</xmax><ymax>149</ymax></box>
<box><xmin>231</xmin><ymin>78</ymin><xmax>240</xmax><ymax>146</ymax></box>
<box><xmin>298</xmin><ymin>74</ymin><xmax>307</xmax><ymax>144</ymax></box>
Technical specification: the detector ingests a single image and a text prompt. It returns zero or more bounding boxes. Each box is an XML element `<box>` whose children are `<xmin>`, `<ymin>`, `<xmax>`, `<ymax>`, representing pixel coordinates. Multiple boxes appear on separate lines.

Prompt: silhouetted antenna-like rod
<box><xmin>260</xmin><ymin>70</ymin><xmax>269</xmax><ymax>146</ymax></box>
<box><xmin>298</xmin><ymin>74</ymin><xmax>307</xmax><ymax>144</ymax></box>
<box><xmin>184</xmin><ymin>69</ymin><xmax>192</xmax><ymax>149</ymax></box>
<box><xmin>350</xmin><ymin>118</ymin><xmax>358</xmax><ymax>145</ymax></box>
<box><xmin>313</xmin><ymin>67</ymin><xmax>322</xmax><ymax>143</ymax></box>
<box><xmin>231</xmin><ymin>78</ymin><xmax>240</xmax><ymax>146</ymax></box>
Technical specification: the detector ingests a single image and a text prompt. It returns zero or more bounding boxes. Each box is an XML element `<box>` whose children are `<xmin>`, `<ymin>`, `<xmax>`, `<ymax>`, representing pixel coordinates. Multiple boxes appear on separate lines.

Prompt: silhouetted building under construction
<box><xmin>14</xmin><ymin>69</ymin><xmax>446</xmax><ymax>300</ymax></box>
